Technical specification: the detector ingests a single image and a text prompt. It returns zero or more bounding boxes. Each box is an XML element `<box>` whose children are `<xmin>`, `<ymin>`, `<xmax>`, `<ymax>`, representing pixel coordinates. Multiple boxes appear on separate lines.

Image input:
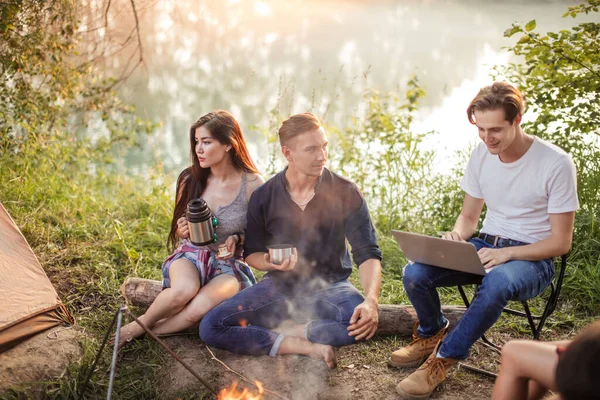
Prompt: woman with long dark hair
<box><xmin>492</xmin><ymin>320</ymin><xmax>600</xmax><ymax>400</ymax></box>
<box><xmin>114</xmin><ymin>110</ymin><xmax>264</xmax><ymax>346</ymax></box>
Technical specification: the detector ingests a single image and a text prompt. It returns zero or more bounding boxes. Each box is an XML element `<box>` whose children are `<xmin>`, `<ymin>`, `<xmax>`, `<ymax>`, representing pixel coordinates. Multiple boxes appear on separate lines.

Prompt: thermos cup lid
<box><xmin>186</xmin><ymin>198</ymin><xmax>212</xmax><ymax>223</ymax></box>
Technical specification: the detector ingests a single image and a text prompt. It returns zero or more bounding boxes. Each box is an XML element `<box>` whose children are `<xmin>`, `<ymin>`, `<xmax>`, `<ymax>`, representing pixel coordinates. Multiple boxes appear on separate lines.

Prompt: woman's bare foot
<box><xmin>109</xmin><ymin>321</ymin><xmax>146</xmax><ymax>349</ymax></box>
<box><xmin>308</xmin><ymin>344</ymin><xmax>337</xmax><ymax>369</ymax></box>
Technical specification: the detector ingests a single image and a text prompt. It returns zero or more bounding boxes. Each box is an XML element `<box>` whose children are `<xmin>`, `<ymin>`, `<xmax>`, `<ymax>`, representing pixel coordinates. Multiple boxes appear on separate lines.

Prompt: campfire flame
<box><xmin>217</xmin><ymin>380</ymin><xmax>264</xmax><ymax>400</ymax></box>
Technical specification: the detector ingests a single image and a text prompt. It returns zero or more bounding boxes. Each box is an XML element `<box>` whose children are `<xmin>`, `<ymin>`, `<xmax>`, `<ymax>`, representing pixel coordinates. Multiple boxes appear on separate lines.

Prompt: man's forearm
<box><xmin>453</xmin><ymin>213</ymin><xmax>479</xmax><ymax>240</ymax></box>
<box><xmin>358</xmin><ymin>259</ymin><xmax>382</xmax><ymax>303</ymax></box>
<box><xmin>506</xmin><ymin>236</ymin><xmax>571</xmax><ymax>261</ymax></box>
<box><xmin>245</xmin><ymin>252</ymin><xmax>275</xmax><ymax>271</ymax></box>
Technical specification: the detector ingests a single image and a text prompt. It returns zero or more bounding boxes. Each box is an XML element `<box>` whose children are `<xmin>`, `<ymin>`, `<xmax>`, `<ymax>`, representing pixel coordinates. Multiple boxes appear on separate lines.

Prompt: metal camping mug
<box><xmin>267</xmin><ymin>244</ymin><xmax>294</xmax><ymax>265</ymax></box>
<box><xmin>186</xmin><ymin>198</ymin><xmax>218</xmax><ymax>246</ymax></box>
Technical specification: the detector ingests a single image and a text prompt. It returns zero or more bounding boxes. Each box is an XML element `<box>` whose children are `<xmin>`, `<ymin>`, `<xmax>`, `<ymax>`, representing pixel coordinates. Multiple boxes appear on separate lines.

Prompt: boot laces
<box><xmin>408</xmin><ymin>334</ymin><xmax>427</xmax><ymax>348</ymax></box>
<box><xmin>408</xmin><ymin>321</ymin><xmax>443</xmax><ymax>349</ymax></box>
<box><xmin>424</xmin><ymin>358</ymin><xmax>448</xmax><ymax>385</ymax></box>
<box><xmin>407</xmin><ymin>321</ymin><xmax>427</xmax><ymax>349</ymax></box>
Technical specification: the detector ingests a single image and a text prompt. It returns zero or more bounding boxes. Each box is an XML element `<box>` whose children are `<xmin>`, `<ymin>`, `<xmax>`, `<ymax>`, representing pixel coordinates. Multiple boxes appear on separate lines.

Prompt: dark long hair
<box><xmin>555</xmin><ymin>321</ymin><xmax>600</xmax><ymax>400</ymax></box>
<box><xmin>167</xmin><ymin>110</ymin><xmax>259</xmax><ymax>250</ymax></box>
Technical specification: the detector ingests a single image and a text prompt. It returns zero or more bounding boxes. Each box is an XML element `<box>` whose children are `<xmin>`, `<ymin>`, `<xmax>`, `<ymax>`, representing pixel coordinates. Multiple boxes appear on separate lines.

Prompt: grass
<box><xmin>1</xmin><ymin>139</ymin><xmax>175</xmax><ymax>399</ymax></box>
<box><xmin>1</xmin><ymin>135</ymin><xmax>599</xmax><ymax>399</ymax></box>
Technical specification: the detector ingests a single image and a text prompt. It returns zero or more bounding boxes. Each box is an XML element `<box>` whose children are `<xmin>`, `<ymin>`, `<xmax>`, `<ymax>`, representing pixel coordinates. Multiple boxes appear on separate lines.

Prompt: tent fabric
<box><xmin>0</xmin><ymin>307</ymin><xmax>71</xmax><ymax>353</ymax></box>
<box><xmin>0</xmin><ymin>203</ymin><xmax>73</xmax><ymax>353</ymax></box>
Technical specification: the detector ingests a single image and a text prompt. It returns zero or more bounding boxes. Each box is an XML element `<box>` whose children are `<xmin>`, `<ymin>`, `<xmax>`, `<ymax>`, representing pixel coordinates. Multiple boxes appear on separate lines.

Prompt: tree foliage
<box><xmin>500</xmin><ymin>0</ymin><xmax>599</xmax><ymax>146</ymax></box>
<box><xmin>498</xmin><ymin>0</ymin><xmax>600</xmax><ymax>221</ymax></box>
<box><xmin>0</xmin><ymin>0</ymin><xmax>151</xmax><ymax>163</ymax></box>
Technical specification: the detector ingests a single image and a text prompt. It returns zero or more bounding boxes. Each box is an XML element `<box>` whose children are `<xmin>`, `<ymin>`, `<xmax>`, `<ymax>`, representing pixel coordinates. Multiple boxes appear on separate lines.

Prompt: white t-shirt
<box><xmin>460</xmin><ymin>136</ymin><xmax>579</xmax><ymax>244</ymax></box>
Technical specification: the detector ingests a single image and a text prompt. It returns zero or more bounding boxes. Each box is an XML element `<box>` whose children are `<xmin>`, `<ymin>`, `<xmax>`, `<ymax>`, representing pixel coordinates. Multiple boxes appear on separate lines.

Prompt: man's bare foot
<box><xmin>109</xmin><ymin>321</ymin><xmax>145</xmax><ymax>349</ymax></box>
<box><xmin>273</xmin><ymin>320</ymin><xmax>307</xmax><ymax>338</ymax></box>
<box><xmin>308</xmin><ymin>344</ymin><xmax>337</xmax><ymax>369</ymax></box>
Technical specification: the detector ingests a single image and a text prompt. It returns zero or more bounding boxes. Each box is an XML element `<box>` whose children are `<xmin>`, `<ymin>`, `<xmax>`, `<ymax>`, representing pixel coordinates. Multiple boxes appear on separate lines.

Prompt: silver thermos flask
<box><xmin>186</xmin><ymin>198</ymin><xmax>218</xmax><ymax>246</ymax></box>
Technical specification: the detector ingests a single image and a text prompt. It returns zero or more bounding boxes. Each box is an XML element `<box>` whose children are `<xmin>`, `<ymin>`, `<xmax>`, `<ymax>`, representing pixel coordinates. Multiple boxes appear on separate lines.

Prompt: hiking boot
<box><xmin>389</xmin><ymin>320</ymin><xmax>449</xmax><ymax>368</ymax></box>
<box><xmin>396</xmin><ymin>341</ymin><xmax>458</xmax><ymax>400</ymax></box>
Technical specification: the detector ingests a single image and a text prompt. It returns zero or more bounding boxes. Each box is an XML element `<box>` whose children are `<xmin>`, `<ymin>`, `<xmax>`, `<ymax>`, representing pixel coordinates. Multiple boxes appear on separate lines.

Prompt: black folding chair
<box><xmin>456</xmin><ymin>254</ymin><xmax>568</xmax><ymax>376</ymax></box>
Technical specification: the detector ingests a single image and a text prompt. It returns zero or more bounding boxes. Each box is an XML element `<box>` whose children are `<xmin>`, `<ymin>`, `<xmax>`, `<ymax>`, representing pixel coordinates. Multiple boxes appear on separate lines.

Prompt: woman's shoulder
<box><xmin>245</xmin><ymin>172</ymin><xmax>266</xmax><ymax>201</ymax></box>
<box><xmin>246</xmin><ymin>172</ymin><xmax>265</xmax><ymax>190</ymax></box>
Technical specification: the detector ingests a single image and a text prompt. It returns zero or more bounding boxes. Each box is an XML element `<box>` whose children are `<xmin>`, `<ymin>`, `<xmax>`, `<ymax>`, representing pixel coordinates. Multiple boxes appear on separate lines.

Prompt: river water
<box><xmin>100</xmin><ymin>0</ymin><xmax>595</xmax><ymax>175</ymax></box>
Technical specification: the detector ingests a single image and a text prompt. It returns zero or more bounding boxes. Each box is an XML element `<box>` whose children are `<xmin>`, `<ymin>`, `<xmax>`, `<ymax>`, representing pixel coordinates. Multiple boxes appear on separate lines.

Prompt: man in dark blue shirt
<box><xmin>200</xmin><ymin>113</ymin><xmax>382</xmax><ymax>368</ymax></box>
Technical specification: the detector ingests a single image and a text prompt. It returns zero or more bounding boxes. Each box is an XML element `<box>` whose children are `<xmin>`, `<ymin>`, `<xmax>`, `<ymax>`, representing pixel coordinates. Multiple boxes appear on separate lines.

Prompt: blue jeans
<box><xmin>199</xmin><ymin>277</ymin><xmax>365</xmax><ymax>356</ymax></box>
<box><xmin>402</xmin><ymin>238</ymin><xmax>554</xmax><ymax>360</ymax></box>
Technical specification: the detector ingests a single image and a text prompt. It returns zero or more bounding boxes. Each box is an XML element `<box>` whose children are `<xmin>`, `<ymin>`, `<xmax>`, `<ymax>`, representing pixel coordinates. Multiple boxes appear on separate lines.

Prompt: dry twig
<box><xmin>205</xmin><ymin>346</ymin><xmax>290</xmax><ymax>400</ymax></box>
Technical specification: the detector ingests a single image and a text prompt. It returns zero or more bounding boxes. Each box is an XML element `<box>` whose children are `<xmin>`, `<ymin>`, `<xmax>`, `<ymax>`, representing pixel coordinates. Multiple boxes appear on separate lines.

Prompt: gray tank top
<box><xmin>206</xmin><ymin>173</ymin><xmax>248</xmax><ymax>254</ymax></box>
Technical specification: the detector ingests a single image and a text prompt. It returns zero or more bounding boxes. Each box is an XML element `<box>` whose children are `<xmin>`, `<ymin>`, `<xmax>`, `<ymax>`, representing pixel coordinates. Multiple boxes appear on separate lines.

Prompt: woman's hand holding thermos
<box><xmin>176</xmin><ymin>216</ymin><xmax>189</xmax><ymax>239</ymax></box>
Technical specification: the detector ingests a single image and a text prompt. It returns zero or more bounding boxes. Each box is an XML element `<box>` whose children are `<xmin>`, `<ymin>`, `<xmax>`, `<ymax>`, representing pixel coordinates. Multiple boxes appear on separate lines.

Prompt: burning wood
<box><xmin>218</xmin><ymin>380</ymin><xmax>264</xmax><ymax>400</ymax></box>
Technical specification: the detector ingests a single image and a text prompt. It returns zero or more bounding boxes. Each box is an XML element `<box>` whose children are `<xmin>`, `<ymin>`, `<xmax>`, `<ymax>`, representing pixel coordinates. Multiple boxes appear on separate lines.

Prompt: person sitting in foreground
<box><xmin>113</xmin><ymin>110</ymin><xmax>263</xmax><ymax>347</ymax></box>
<box><xmin>199</xmin><ymin>112</ymin><xmax>383</xmax><ymax>368</ymax></box>
<box><xmin>391</xmin><ymin>82</ymin><xmax>579</xmax><ymax>399</ymax></box>
<box><xmin>492</xmin><ymin>320</ymin><xmax>600</xmax><ymax>400</ymax></box>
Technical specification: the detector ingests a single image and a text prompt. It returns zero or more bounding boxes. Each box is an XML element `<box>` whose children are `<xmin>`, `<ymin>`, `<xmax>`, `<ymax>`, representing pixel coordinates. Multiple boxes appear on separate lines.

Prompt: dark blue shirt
<box><xmin>244</xmin><ymin>168</ymin><xmax>382</xmax><ymax>285</ymax></box>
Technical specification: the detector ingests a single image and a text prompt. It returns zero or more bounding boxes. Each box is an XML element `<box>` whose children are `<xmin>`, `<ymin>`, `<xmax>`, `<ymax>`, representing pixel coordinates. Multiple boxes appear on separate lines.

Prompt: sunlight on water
<box><xmin>254</xmin><ymin>1</ymin><xmax>272</xmax><ymax>17</ymax></box>
<box><xmin>416</xmin><ymin>44</ymin><xmax>512</xmax><ymax>172</ymax></box>
<box><xmin>99</xmin><ymin>0</ymin><xmax>593</xmax><ymax>176</ymax></box>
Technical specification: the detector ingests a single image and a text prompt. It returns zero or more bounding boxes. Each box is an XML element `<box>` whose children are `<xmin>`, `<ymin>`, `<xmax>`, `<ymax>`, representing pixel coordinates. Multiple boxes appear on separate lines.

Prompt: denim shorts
<box><xmin>162</xmin><ymin>252</ymin><xmax>237</xmax><ymax>288</ymax></box>
<box><xmin>161</xmin><ymin>240</ymin><xmax>256</xmax><ymax>290</ymax></box>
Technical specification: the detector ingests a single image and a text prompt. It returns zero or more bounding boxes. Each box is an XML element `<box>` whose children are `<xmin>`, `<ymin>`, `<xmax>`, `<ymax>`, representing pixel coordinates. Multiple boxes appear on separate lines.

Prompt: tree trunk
<box><xmin>120</xmin><ymin>277</ymin><xmax>466</xmax><ymax>337</ymax></box>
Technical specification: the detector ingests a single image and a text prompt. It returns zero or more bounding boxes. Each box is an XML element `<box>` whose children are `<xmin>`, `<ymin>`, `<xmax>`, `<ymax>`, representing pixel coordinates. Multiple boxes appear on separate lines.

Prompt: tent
<box><xmin>0</xmin><ymin>202</ymin><xmax>73</xmax><ymax>353</ymax></box>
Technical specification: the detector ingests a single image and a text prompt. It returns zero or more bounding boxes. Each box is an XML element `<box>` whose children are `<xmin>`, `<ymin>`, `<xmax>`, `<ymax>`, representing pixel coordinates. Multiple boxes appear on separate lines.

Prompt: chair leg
<box><xmin>534</xmin><ymin>313</ymin><xmax>550</xmax><ymax>340</ymax></box>
<box><xmin>533</xmin><ymin>289</ymin><xmax>556</xmax><ymax>340</ymax></box>
<box><xmin>458</xmin><ymin>333</ymin><xmax>501</xmax><ymax>379</ymax></box>
<box><xmin>533</xmin><ymin>253</ymin><xmax>568</xmax><ymax>340</ymax></box>
<box><xmin>480</xmin><ymin>334</ymin><xmax>502</xmax><ymax>353</ymax></box>
<box><xmin>521</xmin><ymin>301</ymin><xmax>539</xmax><ymax>338</ymax></box>
<box><xmin>458</xmin><ymin>285</ymin><xmax>471</xmax><ymax>307</ymax></box>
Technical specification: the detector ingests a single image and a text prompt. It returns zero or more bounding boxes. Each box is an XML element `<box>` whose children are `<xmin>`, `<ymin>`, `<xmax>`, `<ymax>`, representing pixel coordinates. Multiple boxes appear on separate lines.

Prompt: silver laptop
<box><xmin>391</xmin><ymin>230</ymin><xmax>487</xmax><ymax>276</ymax></box>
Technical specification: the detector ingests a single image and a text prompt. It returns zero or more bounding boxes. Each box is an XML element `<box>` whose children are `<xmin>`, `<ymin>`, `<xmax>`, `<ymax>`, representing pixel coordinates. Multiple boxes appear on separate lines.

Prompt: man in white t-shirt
<box><xmin>390</xmin><ymin>81</ymin><xmax>579</xmax><ymax>399</ymax></box>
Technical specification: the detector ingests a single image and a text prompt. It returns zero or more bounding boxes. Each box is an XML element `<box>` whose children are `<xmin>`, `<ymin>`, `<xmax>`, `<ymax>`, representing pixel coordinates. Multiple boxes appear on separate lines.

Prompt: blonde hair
<box><xmin>278</xmin><ymin>113</ymin><xmax>321</xmax><ymax>146</ymax></box>
<box><xmin>467</xmin><ymin>82</ymin><xmax>525</xmax><ymax>125</ymax></box>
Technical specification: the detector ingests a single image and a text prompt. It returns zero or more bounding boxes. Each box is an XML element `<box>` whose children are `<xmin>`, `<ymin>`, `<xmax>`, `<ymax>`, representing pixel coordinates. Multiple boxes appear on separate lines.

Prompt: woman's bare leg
<box><xmin>492</xmin><ymin>340</ymin><xmax>568</xmax><ymax>400</ymax></box>
<box><xmin>114</xmin><ymin>258</ymin><xmax>200</xmax><ymax>346</ymax></box>
<box><xmin>152</xmin><ymin>274</ymin><xmax>239</xmax><ymax>335</ymax></box>
<box><xmin>526</xmin><ymin>340</ymin><xmax>571</xmax><ymax>399</ymax></box>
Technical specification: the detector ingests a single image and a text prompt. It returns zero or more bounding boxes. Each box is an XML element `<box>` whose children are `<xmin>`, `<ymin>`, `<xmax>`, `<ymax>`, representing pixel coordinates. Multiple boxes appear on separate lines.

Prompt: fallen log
<box><xmin>121</xmin><ymin>277</ymin><xmax>163</xmax><ymax>308</ymax></box>
<box><xmin>121</xmin><ymin>277</ymin><xmax>466</xmax><ymax>337</ymax></box>
<box><xmin>376</xmin><ymin>303</ymin><xmax>465</xmax><ymax>336</ymax></box>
